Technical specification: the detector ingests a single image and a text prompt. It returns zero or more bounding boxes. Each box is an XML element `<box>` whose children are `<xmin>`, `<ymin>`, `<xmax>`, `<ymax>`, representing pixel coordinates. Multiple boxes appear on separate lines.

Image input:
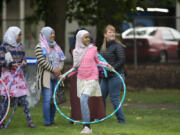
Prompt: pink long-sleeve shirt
<box><xmin>77</xmin><ymin>46</ymin><xmax>107</xmax><ymax>80</ymax></box>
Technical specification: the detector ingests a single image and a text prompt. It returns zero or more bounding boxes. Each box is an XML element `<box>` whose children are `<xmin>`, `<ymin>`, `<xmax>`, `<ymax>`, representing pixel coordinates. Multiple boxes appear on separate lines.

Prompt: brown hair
<box><xmin>101</xmin><ymin>24</ymin><xmax>126</xmax><ymax>52</ymax></box>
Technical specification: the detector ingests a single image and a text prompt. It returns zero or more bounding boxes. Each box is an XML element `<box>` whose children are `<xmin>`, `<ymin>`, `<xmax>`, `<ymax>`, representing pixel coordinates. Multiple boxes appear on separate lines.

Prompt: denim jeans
<box><xmin>42</xmin><ymin>80</ymin><xmax>57</xmax><ymax>125</ymax></box>
<box><xmin>80</xmin><ymin>94</ymin><xmax>90</xmax><ymax>122</ymax></box>
<box><xmin>100</xmin><ymin>74</ymin><xmax>126</xmax><ymax>123</ymax></box>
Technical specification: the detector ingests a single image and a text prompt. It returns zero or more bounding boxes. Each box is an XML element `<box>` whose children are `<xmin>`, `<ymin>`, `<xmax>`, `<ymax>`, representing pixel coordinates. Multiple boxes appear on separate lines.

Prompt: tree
<box><xmin>24</xmin><ymin>0</ymin><xmax>180</xmax><ymax>49</ymax></box>
<box><xmin>27</xmin><ymin>0</ymin><xmax>144</xmax><ymax>49</ymax></box>
<box><xmin>66</xmin><ymin>0</ymin><xmax>141</xmax><ymax>48</ymax></box>
<box><xmin>66</xmin><ymin>0</ymin><xmax>180</xmax><ymax>48</ymax></box>
<box><xmin>26</xmin><ymin>0</ymin><xmax>66</xmax><ymax>51</ymax></box>
<box><xmin>45</xmin><ymin>0</ymin><xmax>66</xmax><ymax>51</ymax></box>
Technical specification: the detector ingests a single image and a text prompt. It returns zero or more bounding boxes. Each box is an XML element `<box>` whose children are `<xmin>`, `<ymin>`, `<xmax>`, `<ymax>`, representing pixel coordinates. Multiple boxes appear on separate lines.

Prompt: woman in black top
<box><xmin>100</xmin><ymin>24</ymin><xmax>126</xmax><ymax>123</ymax></box>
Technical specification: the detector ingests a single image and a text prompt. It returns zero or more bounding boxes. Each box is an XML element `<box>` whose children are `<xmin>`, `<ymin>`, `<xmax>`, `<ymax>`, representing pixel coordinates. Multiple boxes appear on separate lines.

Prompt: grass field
<box><xmin>0</xmin><ymin>89</ymin><xmax>180</xmax><ymax>135</ymax></box>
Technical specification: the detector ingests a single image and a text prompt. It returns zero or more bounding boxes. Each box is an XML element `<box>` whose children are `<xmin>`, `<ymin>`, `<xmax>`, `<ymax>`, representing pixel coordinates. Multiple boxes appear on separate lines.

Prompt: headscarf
<box><xmin>3</xmin><ymin>26</ymin><xmax>21</xmax><ymax>47</ymax></box>
<box><xmin>69</xmin><ymin>27</ymin><xmax>86</xmax><ymax>55</ymax></box>
<box><xmin>73</xmin><ymin>30</ymin><xmax>92</xmax><ymax>67</ymax></box>
<box><xmin>40</xmin><ymin>26</ymin><xmax>66</xmax><ymax>61</ymax></box>
<box><xmin>41</xmin><ymin>27</ymin><xmax>56</xmax><ymax>47</ymax></box>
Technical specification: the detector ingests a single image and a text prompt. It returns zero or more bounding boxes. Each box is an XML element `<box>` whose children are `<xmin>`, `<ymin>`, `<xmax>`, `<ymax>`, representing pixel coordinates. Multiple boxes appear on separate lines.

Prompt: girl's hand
<box><xmin>59</xmin><ymin>74</ymin><xmax>66</xmax><ymax>80</ymax></box>
<box><xmin>53</xmin><ymin>67</ymin><xmax>61</xmax><ymax>76</ymax></box>
<box><xmin>12</xmin><ymin>63</ymin><xmax>19</xmax><ymax>68</ymax></box>
<box><xmin>22</xmin><ymin>60</ymin><xmax>27</xmax><ymax>67</ymax></box>
<box><xmin>107</xmin><ymin>64</ymin><xmax>113</xmax><ymax>71</ymax></box>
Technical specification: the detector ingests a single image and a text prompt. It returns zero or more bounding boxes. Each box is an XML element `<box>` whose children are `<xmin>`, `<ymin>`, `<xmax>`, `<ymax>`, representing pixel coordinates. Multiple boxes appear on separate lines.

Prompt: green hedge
<box><xmin>63</xmin><ymin>63</ymin><xmax>180</xmax><ymax>91</ymax></box>
<box><xmin>125</xmin><ymin>64</ymin><xmax>180</xmax><ymax>90</ymax></box>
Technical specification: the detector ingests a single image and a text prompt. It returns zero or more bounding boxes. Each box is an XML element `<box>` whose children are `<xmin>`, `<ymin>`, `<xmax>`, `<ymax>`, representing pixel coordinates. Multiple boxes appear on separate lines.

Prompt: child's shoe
<box><xmin>0</xmin><ymin>124</ymin><xmax>4</xmax><ymax>129</ymax></box>
<box><xmin>28</xmin><ymin>122</ymin><xmax>35</xmax><ymax>128</ymax></box>
<box><xmin>80</xmin><ymin>126</ymin><xmax>92</xmax><ymax>134</ymax></box>
<box><xmin>0</xmin><ymin>122</ymin><xmax>5</xmax><ymax>129</ymax></box>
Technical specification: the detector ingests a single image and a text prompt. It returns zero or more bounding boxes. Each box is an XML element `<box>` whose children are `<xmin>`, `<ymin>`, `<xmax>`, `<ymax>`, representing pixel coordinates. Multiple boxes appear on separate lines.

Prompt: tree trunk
<box><xmin>96</xmin><ymin>23</ymin><xmax>104</xmax><ymax>51</ymax></box>
<box><xmin>45</xmin><ymin>0</ymin><xmax>66</xmax><ymax>51</ymax></box>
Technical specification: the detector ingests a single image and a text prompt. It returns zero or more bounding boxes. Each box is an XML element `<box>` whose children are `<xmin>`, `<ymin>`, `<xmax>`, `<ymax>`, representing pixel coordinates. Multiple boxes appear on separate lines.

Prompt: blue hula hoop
<box><xmin>53</xmin><ymin>65</ymin><xmax>126</xmax><ymax>124</ymax></box>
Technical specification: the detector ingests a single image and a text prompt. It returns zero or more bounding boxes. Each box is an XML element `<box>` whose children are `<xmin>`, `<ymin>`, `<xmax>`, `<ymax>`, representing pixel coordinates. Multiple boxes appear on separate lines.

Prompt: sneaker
<box><xmin>80</xmin><ymin>126</ymin><xmax>92</xmax><ymax>134</ymax></box>
<box><xmin>44</xmin><ymin>123</ymin><xmax>52</xmax><ymax>126</ymax></box>
<box><xmin>0</xmin><ymin>124</ymin><xmax>4</xmax><ymax>129</ymax></box>
<box><xmin>118</xmin><ymin>119</ymin><xmax>126</xmax><ymax>124</ymax></box>
<box><xmin>69</xmin><ymin>121</ymin><xmax>74</xmax><ymax>125</ymax></box>
<box><xmin>28</xmin><ymin>122</ymin><xmax>35</xmax><ymax>128</ymax></box>
<box><xmin>51</xmin><ymin>121</ymin><xmax>55</xmax><ymax>125</ymax></box>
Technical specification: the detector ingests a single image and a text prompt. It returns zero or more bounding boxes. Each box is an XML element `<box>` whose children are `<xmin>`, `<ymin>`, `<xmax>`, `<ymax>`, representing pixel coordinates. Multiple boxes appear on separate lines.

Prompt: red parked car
<box><xmin>122</xmin><ymin>27</ymin><xmax>180</xmax><ymax>63</ymax></box>
<box><xmin>178</xmin><ymin>40</ymin><xmax>180</xmax><ymax>58</ymax></box>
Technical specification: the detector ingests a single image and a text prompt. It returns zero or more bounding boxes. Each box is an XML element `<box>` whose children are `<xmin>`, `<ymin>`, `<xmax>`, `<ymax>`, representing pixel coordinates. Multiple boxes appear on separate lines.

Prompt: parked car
<box><xmin>178</xmin><ymin>40</ymin><xmax>180</xmax><ymax>58</ymax></box>
<box><xmin>122</xmin><ymin>27</ymin><xmax>180</xmax><ymax>63</ymax></box>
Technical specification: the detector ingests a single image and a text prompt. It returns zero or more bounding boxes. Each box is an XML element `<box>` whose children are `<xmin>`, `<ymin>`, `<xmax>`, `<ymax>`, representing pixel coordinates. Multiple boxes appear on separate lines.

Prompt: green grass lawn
<box><xmin>0</xmin><ymin>89</ymin><xmax>180</xmax><ymax>135</ymax></box>
<box><xmin>125</xmin><ymin>89</ymin><xmax>180</xmax><ymax>104</ymax></box>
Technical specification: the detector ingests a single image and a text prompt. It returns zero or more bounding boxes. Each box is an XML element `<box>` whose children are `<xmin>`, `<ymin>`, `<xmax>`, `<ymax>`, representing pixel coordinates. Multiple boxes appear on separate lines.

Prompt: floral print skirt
<box><xmin>0</xmin><ymin>68</ymin><xmax>29</xmax><ymax>97</ymax></box>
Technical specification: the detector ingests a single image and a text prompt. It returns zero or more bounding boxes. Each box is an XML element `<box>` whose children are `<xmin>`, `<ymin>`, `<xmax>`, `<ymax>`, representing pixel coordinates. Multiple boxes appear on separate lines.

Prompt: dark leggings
<box><xmin>0</xmin><ymin>95</ymin><xmax>32</xmax><ymax>125</ymax></box>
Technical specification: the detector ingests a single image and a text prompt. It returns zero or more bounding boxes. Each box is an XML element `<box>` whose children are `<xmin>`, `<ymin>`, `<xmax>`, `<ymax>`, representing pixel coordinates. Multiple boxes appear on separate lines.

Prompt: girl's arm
<box><xmin>0</xmin><ymin>45</ymin><xmax>14</xmax><ymax>68</ymax></box>
<box><xmin>0</xmin><ymin>45</ymin><xmax>7</xmax><ymax>68</ymax></box>
<box><xmin>60</xmin><ymin>67</ymin><xmax>77</xmax><ymax>79</ymax></box>
<box><xmin>94</xmin><ymin>47</ymin><xmax>108</xmax><ymax>66</ymax></box>
<box><xmin>21</xmin><ymin>44</ymin><xmax>27</xmax><ymax>66</ymax></box>
<box><xmin>21</xmin><ymin>44</ymin><xmax>26</xmax><ymax>61</ymax></box>
<box><xmin>94</xmin><ymin>47</ymin><xmax>113</xmax><ymax>70</ymax></box>
<box><xmin>35</xmin><ymin>44</ymin><xmax>53</xmax><ymax>72</ymax></box>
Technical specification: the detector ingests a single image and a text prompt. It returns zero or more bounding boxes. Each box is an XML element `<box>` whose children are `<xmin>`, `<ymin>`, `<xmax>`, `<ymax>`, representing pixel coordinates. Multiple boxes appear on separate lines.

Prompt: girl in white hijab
<box><xmin>73</xmin><ymin>30</ymin><xmax>93</xmax><ymax>67</ymax></box>
<box><xmin>0</xmin><ymin>26</ymin><xmax>35</xmax><ymax>128</ymax></box>
<box><xmin>63</xmin><ymin>30</ymin><xmax>112</xmax><ymax>134</ymax></box>
<box><xmin>3</xmin><ymin>26</ymin><xmax>21</xmax><ymax>47</ymax></box>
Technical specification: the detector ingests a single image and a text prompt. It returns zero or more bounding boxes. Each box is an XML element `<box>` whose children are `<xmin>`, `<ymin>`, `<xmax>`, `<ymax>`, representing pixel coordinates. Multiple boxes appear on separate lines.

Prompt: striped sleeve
<box><xmin>35</xmin><ymin>44</ymin><xmax>53</xmax><ymax>72</ymax></box>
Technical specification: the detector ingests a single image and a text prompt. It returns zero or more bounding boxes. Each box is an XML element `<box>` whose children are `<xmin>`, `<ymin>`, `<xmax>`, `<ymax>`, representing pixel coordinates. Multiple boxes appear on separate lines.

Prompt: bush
<box><xmin>63</xmin><ymin>63</ymin><xmax>180</xmax><ymax>91</ymax></box>
<box><xmin>125</xmin><ymin>64</ymin><xmax>180</xmax><ymax>90</ymax></box>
